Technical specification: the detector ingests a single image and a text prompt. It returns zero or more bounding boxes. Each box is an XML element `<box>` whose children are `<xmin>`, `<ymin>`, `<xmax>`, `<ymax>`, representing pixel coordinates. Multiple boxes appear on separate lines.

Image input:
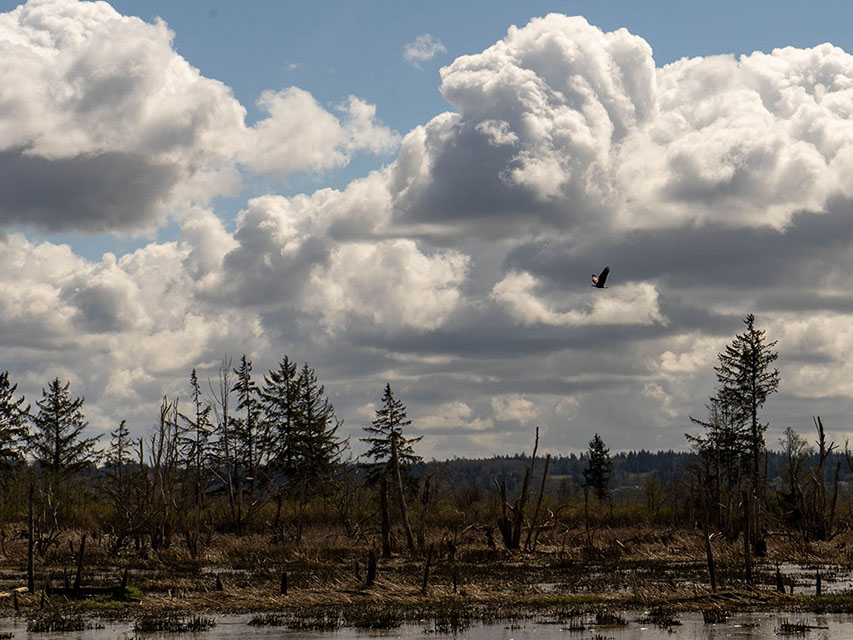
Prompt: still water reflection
<box><xmin>2</xmin><ymin>611</ymin><xmax>853</xmax><ymax>639</ymax></box>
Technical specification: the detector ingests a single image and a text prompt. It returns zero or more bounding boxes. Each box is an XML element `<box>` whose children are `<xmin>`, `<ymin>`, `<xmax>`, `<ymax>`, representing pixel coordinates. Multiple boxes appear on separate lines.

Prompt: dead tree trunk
<box><xmin>380</xmin><ymin>470</ymin><xmax>391</xmax><ymax>558</ymax></box>
<box><xmin>73</xmin><ymin>534</ymin><xmax>86</xmax><ymax>596</ymax></box>
<box><xmin>743</xmin><ymin>487</ymin><xmax>753</xmax><ymax>587</ymax></box>
<box><xmin>421</xmin><ymin>544</ymin><xmax>434</xmax><ymax>595</ymax></box>
<box><xmin>417</xmin><ymin>473</ymin><xmax>432</xmax><ymax>551</ymax></box>
<box><xmin>698</xmin><ymin>471</ymin><xmax>717</xmax><ymax>593</ymax></box>
<box><xmin>391</xmin><ymin>433</ymin><xmax>416</xmax><ymax>552</ymax></box>
<box><xmin>27</xmin><ymin>482</ymin><xmax>34</xmax><ymax>594</ymax></box>
<box><xmin>525</xmin><ymin>453</ymin><xmax>551</xmax><ymax>551</ymax></box>
<box><xmin>493</xmin><ymin>427</ymin><xmax>540</xmax><ymax>551</ymax></box>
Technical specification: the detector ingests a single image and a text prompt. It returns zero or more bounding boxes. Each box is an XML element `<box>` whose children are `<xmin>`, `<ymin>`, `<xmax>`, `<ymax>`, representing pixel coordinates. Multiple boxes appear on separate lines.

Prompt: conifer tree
<box><xmin>361</xmin><ymin>383</ymin><xmax>422</xmax><ymax>482</ymax></box>
<box><xmin>231</xmin><ymin>355</ymin><xmax>265</xmax><ymax>487</ymax></box>
<box><xmin>362</xmin><ymin>383</ymin><xmax>421</xmax><ymax>551</ymax></box>
<box><xmin>292</xmin><ymin>363</ymin><xmax>343</xmax><ymax>484</ymax></box>
<box><xmin>261</xmin><ymin>356</ymin><xmax>301</xmax><ymax>478</ymax></box>
<box><xmin>180</xmin><ymin>369</ymin><xmax>212</xmax><ymax>498</ymax></box>
<box><xmin>230</xmin><ymin>355</ymin><xmax>266</xmax><ymax>530</ymax></box>
<box><xmin>714</xmin><ymin>313</ymin><xmax>780</xmax><ymax>479</ymax></box>
<box><xmin>28</xmin><ymin>377</ymin><xmax>100</xmax><ymax>473</ymax></box>
<box><xmin>290</xmin><ymin>363</ymin><xmax>343</xmax><ymax>543</ymax></box>
<box><xmin>0</xmin><ymin>371</ymin><xmax>28</xmax><ymax>464</ymax></box>
<box><xmin>582</xmin><ymin>433</ymin><xmax>612</xmax><ymax>501</ymax></box>
<box><xmin>179</xmin><ymin>369</ymin><xmax>212</xmax><ymax>555</ymax></box>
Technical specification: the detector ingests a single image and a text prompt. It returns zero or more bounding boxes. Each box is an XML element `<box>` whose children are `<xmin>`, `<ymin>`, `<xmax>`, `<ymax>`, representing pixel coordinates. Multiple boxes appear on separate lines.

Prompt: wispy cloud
<box><xmin>403</xmin><ymin>33</ymin><xmax>446</xmax><ymax>68</ymax></box>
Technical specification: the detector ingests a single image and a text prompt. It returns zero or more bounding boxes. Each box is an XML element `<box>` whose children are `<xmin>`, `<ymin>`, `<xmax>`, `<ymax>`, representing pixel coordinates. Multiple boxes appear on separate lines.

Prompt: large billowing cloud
<box><xmin>7</xmin><ymin>6</ymin><xmax>853</xmax><ymax>457</ymax></box>
<box><xmin>0</xmin><ymin>0</ymin><xmax>397</xmax><ymax>232</ymax></box>
<box><xmin>393</xmin><ymin>14</ymin><xmax>853</xmax><ymax>238</ymax></box>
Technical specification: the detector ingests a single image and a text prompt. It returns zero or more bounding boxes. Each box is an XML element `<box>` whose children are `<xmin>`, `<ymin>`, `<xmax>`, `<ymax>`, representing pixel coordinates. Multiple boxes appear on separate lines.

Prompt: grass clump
<box><xmin>702</xmin><ymin>608</ymin><xmax>729</xmax><ymax>624</ymax></box>
<box><xmin>432</xmin><ymin>609</ymin><xmax>471</xmax><ymax>634</ymax></box>
<box><xmin>638</xmin><ymin>606</ymin><xmax>680</xmax><ymax>630</ymax></box>
<box><xmin>248</xmin><ymin>613</ymin><xmax>287</xmax><ymax>626</ymax></box>
<box><xmin>27</xmin><ymin>610</ymin><xmax>99</xmax><ymax>632</ymax></box>
<box><xmin>594</xmin><ymin>609</ymin><xmax>627</xmax><ymax>626</ymax></box>
<box><xmin>345</xmin><ymin>606</ymin><xmax>404</xmax><ymax>630</ymax></box>
<box><xmin>133</xmin><ymin>613</ymin><xmax>215</xmax><ymax>633</ymax></box>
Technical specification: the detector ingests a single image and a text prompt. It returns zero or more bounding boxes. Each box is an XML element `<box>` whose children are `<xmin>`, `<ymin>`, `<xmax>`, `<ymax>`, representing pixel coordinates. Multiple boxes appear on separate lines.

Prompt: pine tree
<box><xmin>179</xmin><ymin>369</ymin><xmax>212</xmax><ymax>496</ymax></box>
<box><xmin>361</xmin><ymin>383</ymin><xmax>422</xmax><ymax>482</ymax></box>
<box><xmin>362</xmin><ymin>383</ymin><xmax>420</xmax><ymax>551</ymax></box>
<box><xmin>28</xmin><ymin>378</ymin><xmax>100</xmax><ymax>473</ymax></box>
<box><xmin>104</xmin><ymin>419</ymin><xmax>148</xmax><ymax>552</ymax></box>
<box><xmin>582</xmin><ymin>433</ymin><xmax>612</xmax><ymax>501</ymax></box>
<box><xmin>231</xmin><ymin>355</ymin><xmax>265</xmax><ymax>486</ymax></box>
<box><xmin>292</xmin><ymin>363</ymin><xmax>343</xmax><ymax>483</ymax></box>
<box><xmin>714</xmin><ymin>313</ymin><xmax>780</xmax><ymax>479</ymax></box>
<box><xmin>0</xmin><ymin>371</ymin><xmax>28</xmax><ymax>464</ymax></box>
<box><xmin>261</xmin><ymin>356</ymin><xmax>301</xmax><ymax>479</ymax></box>
<box><xmin>179</xmin><ymin>369</ymin><xmax>212</xmax><ymax>556</ymax></box>
<box><xmin>290</xmin><ymin>363</ymin><xmax>344</xmax><ymax>543</ymax></box>
<box><xmin>687</xmin><ymin>392</ymin><xmax>747</xmax><ymax>537</ymax></box>
<box><xmin>230</xmin><ymin>355</ymin><xmax>266</xmax><ymax>530</ymax></box>
<box><xmin>105</xmin><ymin>420</ymin><xmax>135</xmax><ymax>475</ymax></box>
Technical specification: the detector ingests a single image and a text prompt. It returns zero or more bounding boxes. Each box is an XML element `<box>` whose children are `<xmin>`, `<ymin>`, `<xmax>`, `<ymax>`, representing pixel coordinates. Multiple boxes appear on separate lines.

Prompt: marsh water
<box><xmin>3</xmin><ymin>611</ymin><xmax>853</xmax><ymax>639</ymax></box>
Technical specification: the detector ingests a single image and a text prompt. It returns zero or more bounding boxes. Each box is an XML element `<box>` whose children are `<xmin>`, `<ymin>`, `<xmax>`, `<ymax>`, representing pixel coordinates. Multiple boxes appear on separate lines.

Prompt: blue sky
<box><xmin>5</xmin><ymin>0</ymin><xmax>853</xmax><ymax>459</ymax></box>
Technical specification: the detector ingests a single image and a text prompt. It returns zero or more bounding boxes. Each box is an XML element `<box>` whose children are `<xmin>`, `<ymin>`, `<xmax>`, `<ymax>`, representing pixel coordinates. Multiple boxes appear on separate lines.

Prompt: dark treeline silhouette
<box><xmin>0</xmin><ymin>315</ymin><xmax>850</xmax><ymax>561</ymax></box>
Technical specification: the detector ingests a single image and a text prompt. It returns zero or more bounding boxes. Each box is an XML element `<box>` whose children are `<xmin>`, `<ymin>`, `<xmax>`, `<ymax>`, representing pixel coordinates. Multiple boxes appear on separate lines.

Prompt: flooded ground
<box><xmin>536</xmin><ymin>561</ymin><xmax>853</xmax><ymax>596</ymax></box>
<box><xmin>1</xmin><ymin>611</ymin><xmax>853</xmax><ymax>639</ymax></box>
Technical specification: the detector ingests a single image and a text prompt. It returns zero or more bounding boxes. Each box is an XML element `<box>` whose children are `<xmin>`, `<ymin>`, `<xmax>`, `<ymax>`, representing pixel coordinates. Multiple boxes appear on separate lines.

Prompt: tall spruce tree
<box><xmin>361</xmin><ymin>383</ymin><xmax>422</xmax><ymax>482</ymax></box>
<box><xmin>0</xmin><ymin>371</ymin><xmax>28</xmax><ymax>464</ymax></box>
<box><xmin>292</xmin><ymin>363</ymin><xmax>343</xmax><ymax>483</ymax></box>
<box><xmin>261</xmin><ymin>356</ymin><xmax>301</xmax><ymax>479</ymax></box>
<box><xmin>362</xmin><ymin>383</ymin><xmax>420</xmax><ymax>551</ymax></box>
<box><xmin>290</xmin><ymin>363</ymin><xmax>343</xmax><ymax>543</ymax></box>
<box><xmin>231</xmin><ymin>355</ymin><xmax>265</xmax><ymax>488</ymax></box>
<box><xmin>179</xmin><ymin>369</ymin><xmax>212</xmax><ymax>555</ymax></box>
<box><xmin>714</xmin><ymin>313</ymin><xmax>780</xmax><ymax>479</ymax></box>
<box><xmin>28</xmin><ymin>378</ymin><xmax>100</xmax><ymax>472</ymax></box>
<box><xmin>180</xmin><ymin>369</ymin><xmax>212</xmax><ymax>494</ymax></box>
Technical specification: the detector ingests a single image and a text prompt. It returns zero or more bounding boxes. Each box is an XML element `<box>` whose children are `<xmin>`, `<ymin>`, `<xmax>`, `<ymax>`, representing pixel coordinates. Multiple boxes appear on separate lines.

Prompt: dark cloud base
<box><xmin>0</xmin><ymin>149</ymin><xmax>177</xmax><ymax>232</ymax></box>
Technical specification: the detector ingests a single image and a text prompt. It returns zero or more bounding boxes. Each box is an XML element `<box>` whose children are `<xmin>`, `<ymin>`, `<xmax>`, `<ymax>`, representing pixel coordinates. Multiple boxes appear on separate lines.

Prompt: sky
<box><xmin>3</xmin><ymin>0</ymin><xmax>853</xmax><ymax>460</ymax></box>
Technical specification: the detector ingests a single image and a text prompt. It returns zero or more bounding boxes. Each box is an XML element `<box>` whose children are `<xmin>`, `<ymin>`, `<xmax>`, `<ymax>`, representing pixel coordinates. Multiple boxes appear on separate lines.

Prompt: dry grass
<box><xmin>0</xmin><ymin>524</ymin><xmax>846</xmax><ymax>622</ymax></box>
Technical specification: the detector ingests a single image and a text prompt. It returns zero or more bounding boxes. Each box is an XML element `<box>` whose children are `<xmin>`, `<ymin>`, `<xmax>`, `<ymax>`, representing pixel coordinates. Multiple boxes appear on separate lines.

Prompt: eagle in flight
<box><xmin>591</xmin><ymin>266</ymin><xmax>610</xmax><ymax>288</ymax></box>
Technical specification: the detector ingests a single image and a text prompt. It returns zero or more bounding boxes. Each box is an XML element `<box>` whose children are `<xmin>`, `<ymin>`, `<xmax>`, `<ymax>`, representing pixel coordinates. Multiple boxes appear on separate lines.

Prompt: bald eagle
<box><xmin>591</xmin><ymin>266</ymin><xmax>610</xmax><ymax>288</ymax></box>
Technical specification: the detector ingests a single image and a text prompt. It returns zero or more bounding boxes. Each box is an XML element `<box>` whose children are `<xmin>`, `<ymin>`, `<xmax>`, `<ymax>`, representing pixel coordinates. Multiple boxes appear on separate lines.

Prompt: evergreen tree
<box><xmin>179</xmin><ymin>369</ymin><xmax>212</xmax><ymax>492</ymax></box>
<box><xmin>361</xmin><ymin>383</ymin><xmax>422</xmax><ymax>482</ymax></box>
<box><xmin>292</xmin><ymin>363</ymin><xmax>343</xmax><ymax>482</ymax></box>
<box><xmin>28</xmin><ymin>377</ymin><xmax>100</xmax><ymax>472</ymax></box>
<box><xmin>231</xmin><ymin>355</ymin><xmax>265</xmax><ymax>485</ymax></box>
<box><xmin>687</xmin><ymin>392</ymin><xmax>747</xmax><ymax>537</ymax></box>
<box><xmin>261</xmin><ymin>356</ymin><xmax>301</xmax><ymax>478</ymax></box>
<box><xmin>582</xmin><ymin>433</ymin><xmax>612</xmax><ymax>501</ymax></box>
<box><xmin>688</xmin><ymin>391</ymin><xmax>748</xmax><ymax>489</ymax></box>
<box><xmin>714</xmin><ymin>313</ymin><xmax>780</xmax><ymax>478</ymax></box>
<box><xmin>0</xmin><ymin>371</ymin><xmax>28</xmax><ymax>464</ymax></box>
<box><xmin>289</xmin><ymin>363</ymin><xmax>344</xmax><ymax>543</ymax></box>
<box><xmin>105</xmin><ymin>419</ymin><xmax>135</xmax><ymax>473</ymax></box>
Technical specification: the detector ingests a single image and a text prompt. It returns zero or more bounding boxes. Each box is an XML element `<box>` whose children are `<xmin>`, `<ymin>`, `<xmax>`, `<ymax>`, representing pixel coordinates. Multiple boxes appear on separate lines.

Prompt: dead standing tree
<box><xmin>807</xmin><ymin>416</ymin><xmax>841</xmax><ymax>540</ymax></box>
<box><xmin>493</xmin><ymin>427</ymin><xmax>540</xmax><ymax>551</ymax></box>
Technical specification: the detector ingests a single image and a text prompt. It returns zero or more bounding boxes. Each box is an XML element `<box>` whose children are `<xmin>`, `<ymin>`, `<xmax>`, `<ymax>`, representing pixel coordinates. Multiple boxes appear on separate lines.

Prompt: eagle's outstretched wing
<box><xmin>592</xmin><ymin>266</ymin><xmax>610</xmax><ymax>288</ymax></box>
